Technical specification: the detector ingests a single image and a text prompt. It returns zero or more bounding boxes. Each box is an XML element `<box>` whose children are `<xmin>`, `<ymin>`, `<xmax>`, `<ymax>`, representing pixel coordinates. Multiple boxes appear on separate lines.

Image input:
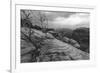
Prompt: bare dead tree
<box><xmin>37</xmin><ymin>11</ymin><xmax>48</xmax><ymax>32</ymax></box>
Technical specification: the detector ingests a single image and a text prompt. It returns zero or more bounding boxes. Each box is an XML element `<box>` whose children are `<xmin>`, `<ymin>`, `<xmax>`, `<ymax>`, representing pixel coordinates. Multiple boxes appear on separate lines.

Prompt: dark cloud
<box><xmin>43</xmin><ymin>11</ymin><xmax>90</xmax><ymax>29</ymax></box>
<box><xmin>44</xmin><ymin>11</ymin><xmax>76</xmax><ymax>21</ymax></box>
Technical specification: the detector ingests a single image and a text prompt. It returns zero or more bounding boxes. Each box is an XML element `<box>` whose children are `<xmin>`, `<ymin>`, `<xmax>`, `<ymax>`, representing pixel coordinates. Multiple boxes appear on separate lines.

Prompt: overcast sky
<box><xmin>21</xmin><ymin>10</ymin><xmax>90</xmax><ymax>29</ymax></box>
<box><xmin>43</xmin><ymin>11</ymin><xmax>90</xmax><ymax>29</ymax></box>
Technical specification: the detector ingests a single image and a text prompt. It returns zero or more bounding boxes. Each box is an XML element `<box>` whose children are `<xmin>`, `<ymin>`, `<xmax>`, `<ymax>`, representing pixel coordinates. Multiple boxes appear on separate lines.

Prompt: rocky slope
<box><xmin>21</xmin><ymin>27</ymin><xmax>89</xmax><ymax>63</ymax></box>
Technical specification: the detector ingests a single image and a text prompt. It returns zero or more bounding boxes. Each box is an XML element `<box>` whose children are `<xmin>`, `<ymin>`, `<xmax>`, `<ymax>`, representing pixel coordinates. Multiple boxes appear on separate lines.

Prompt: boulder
<box><xmin>69</xmin><ymin>39</ymin><xmax>80</xmax><ymax>48</ymax></box>
<box><xmin>33</xmin><ymin>29</ymin><xmax>46</xmax><ymax>38</ymax></box>
<box><xmin>60</xmin><ymin>37</ymin><xmax>80</xmax><ymax>48</ymax></box>
<box><xmin>45</xmin><ymin>33</ymin><xmax>55</xmax><ymax>39</ymax></box>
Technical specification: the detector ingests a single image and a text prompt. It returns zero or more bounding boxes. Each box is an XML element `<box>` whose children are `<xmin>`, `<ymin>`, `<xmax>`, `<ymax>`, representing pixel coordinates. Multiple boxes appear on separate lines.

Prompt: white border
<box><xmin>11</xmin><ymin>3</ymin><xmax>96</xmax><ymax>73</ymax></box>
